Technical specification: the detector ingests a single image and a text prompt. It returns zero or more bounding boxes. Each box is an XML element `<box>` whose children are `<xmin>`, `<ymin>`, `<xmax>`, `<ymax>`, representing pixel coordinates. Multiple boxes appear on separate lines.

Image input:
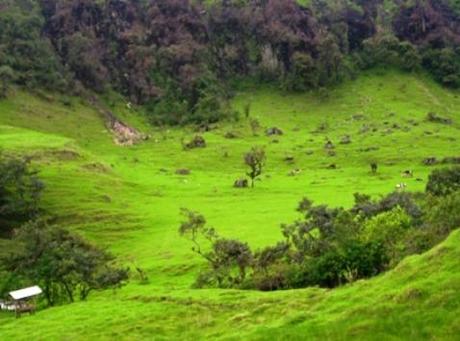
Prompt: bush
<box><xmin>363</xmin><ymin>207</ymin><xmax>411</xmax><ymax>265</ymax></box>
<box><xmin>426</xmin><ymin>167</ymin><xmax>460</xmax><ymax>196</ymax></box>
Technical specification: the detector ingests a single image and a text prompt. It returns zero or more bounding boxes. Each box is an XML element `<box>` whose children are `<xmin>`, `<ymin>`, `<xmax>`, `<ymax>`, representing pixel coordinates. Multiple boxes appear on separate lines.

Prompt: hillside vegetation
<box><xmin>1</xmin><ymin>0</ymin><xmax>460</xmax><ymax>339</ymax></box>
<box><xmin>1</xmin><ymin>70</ymin><xmax>460</xmax><ymax>338</ymax></box>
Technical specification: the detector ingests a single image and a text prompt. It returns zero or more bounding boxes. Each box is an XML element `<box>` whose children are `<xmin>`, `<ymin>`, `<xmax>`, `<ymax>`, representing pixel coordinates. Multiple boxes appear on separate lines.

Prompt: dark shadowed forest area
<box><xmin>2</xmin><ymin>0</ymin><xmax>460</xmax><ymax>124</ymax></box>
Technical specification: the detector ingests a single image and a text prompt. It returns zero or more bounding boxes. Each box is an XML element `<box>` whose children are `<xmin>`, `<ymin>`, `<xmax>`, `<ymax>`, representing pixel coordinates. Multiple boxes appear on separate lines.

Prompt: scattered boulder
<box><xmin>359</xmin><ymin>146</ymin><xmax>379</xmax><ymax>152</ymax></box>
<box><xmin>82</xmin><ymin>162</ymin><xmax>111</xmax><ymax>173</ymax></box>
<box><xmin>324</xmin><ymin>140</ymin><xmax>335</xmax><ymax>150</ymax></box>
<box><xmin>284</xmin><ymin>156</ymin><xmax>295</xmax><ymax>163</ymax></box>
<box><xmin>234</xmin><ymin>179</ymin><xmax>249</xmax><ymax>188</ymax></box>
<box><xmin>266</xmin><ymin>127</ymin><xmax>283</xmax><ymax>136</ymax></box>
<box><xmin>224</xmin><ymin>131</ymin><xmax>238</xmax><ymax>139</ymax></box>
<box><xmin>288</xmin><ymin>168</ymin><xmax>302</xmax><ymax>176</ymax></box>
<box><xmin>340</xmin><ymin>135</ymin><xmax>352</xmax><ymax>145</ymax></box>
<box><xmin>196</xmin><ymin>123</ymin><xmax>217</xmax><ymax>133</ymax></box>
<box><xmin>48</xmin><ymin>149</ymin><xmax>81</xmax><ymax>161</ymax></box>
<box><xmin>327</xmin><ymin>150</ymin><xmax>336</xmax><ymax>157</ymax></box>
<box><xmin>427</xmin><ymin>112</ymin><xmax>452</xmax><ymax>125</ymax></box>
<box><xmin>401</xmin><ymin>170</ymin><xmax>413</xmax><ymax>178</ymax></box>
<box><xmin>183</xmin><ymin>135</ymin><xmax>206</xmax><ymax>150</ymax></box>
<box><xmin>314</xmin><ymin>122</ymin><xmax>329</xmax><ymax>133</ymax></box>
<box><xmin>423</xmin><ymin>157</ymin><xmax>438</xmax><ymax>166</ymax></box>
<box><xmin>407</xmin><ymin>119</ymin><xmax>419</xmax><ymax>126</ymax></box>
<box><xmin>352</xmin><ymin>114</ymin><xmax>365</xmax><ymax>121</ymax></box>
<box><xmin>176</xmin><ymin>169</ymin><xmax>191</xmax><ymax>175</ymax></box>
<box><xmin>360</xmin><ymin>125</ymin><xmax>370</xmax><ymax>134</ymax></box>
<box><xmin>101</xmin><ymin>195</ymin><xmax>112</xmax><ymax>203</ymax></box>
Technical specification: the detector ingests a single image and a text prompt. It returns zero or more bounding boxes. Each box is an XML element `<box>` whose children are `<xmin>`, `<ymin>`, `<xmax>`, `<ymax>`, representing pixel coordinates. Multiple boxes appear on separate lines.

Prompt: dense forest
<box><xmin>1</xmin><ymin>0</ymin><xmax>460</xmax><ymax>124</ymax></box>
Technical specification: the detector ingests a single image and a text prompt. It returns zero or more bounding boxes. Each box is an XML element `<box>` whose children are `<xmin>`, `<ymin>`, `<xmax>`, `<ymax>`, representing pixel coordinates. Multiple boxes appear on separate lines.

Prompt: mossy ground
<box><xmin>0</xmin><ymin>70</ymin><xmax>459</xmax><ymax>339</ymax></box>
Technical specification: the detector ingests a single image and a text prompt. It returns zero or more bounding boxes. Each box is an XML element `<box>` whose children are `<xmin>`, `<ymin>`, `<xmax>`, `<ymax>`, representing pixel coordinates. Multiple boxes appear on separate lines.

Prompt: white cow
<box><xmin>395</xmin><ymin>183</ymin><xmax>407</xmax><ymax>191</ymax></box>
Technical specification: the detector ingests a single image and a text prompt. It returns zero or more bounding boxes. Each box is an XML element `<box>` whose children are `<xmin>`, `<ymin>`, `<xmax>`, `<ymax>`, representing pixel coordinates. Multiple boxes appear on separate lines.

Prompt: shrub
<box><xmin>363</xmin><ymin>207</ymin><xmax>412</xmax><ymax>265</ymax></box>
<box><xmin>426</xmin><ymin>167</ymin><xmax>460</xmax><ymax>196</ymax></box>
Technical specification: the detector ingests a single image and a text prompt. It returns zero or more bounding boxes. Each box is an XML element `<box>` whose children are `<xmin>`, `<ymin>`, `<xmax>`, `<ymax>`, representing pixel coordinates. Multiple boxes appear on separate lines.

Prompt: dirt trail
<box><xmin>87</xmin><ymin>96</ymin><xmax>147</xmax><ymax>146</ymax></box>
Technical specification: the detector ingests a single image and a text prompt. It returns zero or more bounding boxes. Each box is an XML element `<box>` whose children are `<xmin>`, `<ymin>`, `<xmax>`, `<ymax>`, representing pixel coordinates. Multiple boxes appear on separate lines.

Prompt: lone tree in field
<box><xmin>244</xmin><ymin>147</ymin><xmax>266</xmax><ymax>188</ymax></box>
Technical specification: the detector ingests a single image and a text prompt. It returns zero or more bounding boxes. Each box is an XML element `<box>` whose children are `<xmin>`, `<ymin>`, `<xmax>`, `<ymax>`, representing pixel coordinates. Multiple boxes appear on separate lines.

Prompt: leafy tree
<box><xmin>0</xmin><ymin>66</ymin><xmax>15</xmax><ymax>98</ymax></box>
<box><xmin>244</xmin><ymin>147</ymin><xmax>266</xmax><ymax>188</ymax></box>
<box><xmin>2</xmin><ymin>221</ymin><xmax>129</xmax><ymax>306</ymax></box>
<box><xmin>422</xmin><ymin>48</ymin><xmax>460</xmax><ymax>88</ymax></box>
<box><xmin>0</xmin><ymin>153</ymin><xmax>44</xmax><ymax>234</ymax></box>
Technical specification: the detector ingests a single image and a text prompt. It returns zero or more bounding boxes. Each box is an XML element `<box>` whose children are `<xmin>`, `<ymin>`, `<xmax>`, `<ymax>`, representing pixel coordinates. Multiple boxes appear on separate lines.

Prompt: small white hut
<box><xmin>8</xmin><ymin>286</ymin><xmax>42</xmax><ymax>318</ymax></box>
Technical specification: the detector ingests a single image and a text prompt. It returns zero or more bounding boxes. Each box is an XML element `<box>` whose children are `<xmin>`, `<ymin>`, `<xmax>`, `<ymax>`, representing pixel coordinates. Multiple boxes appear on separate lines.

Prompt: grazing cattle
<box><xmin>266</xmin><ymin>127</ymin><xmax>283</xmax><ymax>136</ymax></box>
<box><xmin>234</xmin><ymin>179</ymin><xmax>249</xmax><ymax>188</ymax></box>
<box><xmin>288</xmin><ymin>168</ymin><xmax>302</xmax><ymax>176</ymax></box>
<box><xmin>396</xmin><ymin>183</ymin><xmax>407</xmax><ymax>191</ymax></box>
<box><xmin>423</xmin><ymin>157</ymin><xmax>437</xmax><ymax>166</ymax></box>
<box><xmin>370</xmin><ymin>162</ymin><xmax>378</xmax><ymax>174</ymax></box>
<box><xmin>401</xmin><ymin>170</ymin><xmax>413</xmax><ymax>178</ymax></box>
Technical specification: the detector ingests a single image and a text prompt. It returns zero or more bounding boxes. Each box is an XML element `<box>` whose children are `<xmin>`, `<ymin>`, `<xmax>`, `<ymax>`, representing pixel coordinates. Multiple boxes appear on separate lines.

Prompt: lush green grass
<box><xmin>1</xmin><ymin>70</ymin><xmax>460</xmax><ymax>339</ymax></box>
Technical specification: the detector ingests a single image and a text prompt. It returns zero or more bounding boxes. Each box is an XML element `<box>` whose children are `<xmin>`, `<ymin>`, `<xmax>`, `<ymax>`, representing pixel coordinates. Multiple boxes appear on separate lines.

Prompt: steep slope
<box><xmin>0</xmin><ymin>229</ymin><xmax>459</xmax><ymax>340</ymax></box>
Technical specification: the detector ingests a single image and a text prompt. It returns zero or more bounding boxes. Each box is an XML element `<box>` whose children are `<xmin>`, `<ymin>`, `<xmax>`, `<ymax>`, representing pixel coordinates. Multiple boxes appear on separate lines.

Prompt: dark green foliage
<box><xmin>0</xmin><ymin>65</ymin><xmax>15</xmax><ymax>98</ymax></box>
<box><xmin>361</xmin><ymin>35</ymin><xmax>421</xmax><ymax>71</ymax></box>
<box><xmin>303</xmin><ymin>240</ymin><xmax>388</xmax><ymax>288</ymax></box>
<box><xmin>0</xmin><ymin>3</ymin><xmax>67</xmax><ymax>90</ymax></box>
<box><xmin>181</xmin><ymin>168</ymin><xmax>460</xmax><ymax>291</ymax></box>
<box><xmin>0</xmin><ymin>153</ymin><xmax>44</xmax><ymax>234</ymax></box>
<box><xmin>426</xmin><ymin>167</ymin><xmax>460</xmax><ymax>196</ymax></box>
<box><xmin>179</xmin><ymin>209</ymin><xmax>252</xmax><ymax>288</ymax></box>
<box><xmin>2</xmin><ymin>0</ymin><xmax>460</xmax><ymax>124</ymax></box>
<box><xmin>422</xmin><ymin>48</ymin><xmax>460</xmax><ymax>88</ymax></box>
<box><xmin>1</xmin><ymin>220</ymin><xmax>128</xmax><ymax>305</ymax></box>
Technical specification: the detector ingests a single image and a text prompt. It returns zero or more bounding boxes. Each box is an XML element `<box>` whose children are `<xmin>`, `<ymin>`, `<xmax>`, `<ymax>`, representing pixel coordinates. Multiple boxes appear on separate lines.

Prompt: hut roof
<box><xmin>9</xmin><ymin>286</ymin><xmax>42</xmax><ymax>300</ymax></box>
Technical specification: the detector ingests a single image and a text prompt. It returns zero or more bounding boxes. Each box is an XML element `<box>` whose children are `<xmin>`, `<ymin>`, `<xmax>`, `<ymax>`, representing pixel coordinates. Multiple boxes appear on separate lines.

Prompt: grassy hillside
<box><xmin>1</xmin><ymin>70</ymin><xmax>460</xmax><ymax>339</ymax></box>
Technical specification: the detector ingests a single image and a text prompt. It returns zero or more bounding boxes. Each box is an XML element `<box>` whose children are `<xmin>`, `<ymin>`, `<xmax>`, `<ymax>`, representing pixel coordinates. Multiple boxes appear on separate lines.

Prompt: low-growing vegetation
<box><xmin>181</xmin><ymin>167</ymin><xmax>460</xmax><ymax>291</ymax></box>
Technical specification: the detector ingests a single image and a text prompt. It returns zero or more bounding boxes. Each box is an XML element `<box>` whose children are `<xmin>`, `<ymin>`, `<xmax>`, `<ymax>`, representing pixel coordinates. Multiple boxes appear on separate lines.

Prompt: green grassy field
<box><xmin>1</xmin><ymin>70</ymin><xmax>460</xmax><ymax>339</ymax></box>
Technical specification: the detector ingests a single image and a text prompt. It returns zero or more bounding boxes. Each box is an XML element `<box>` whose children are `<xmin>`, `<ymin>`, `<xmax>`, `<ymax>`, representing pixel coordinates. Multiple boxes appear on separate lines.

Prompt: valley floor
<box><xmin>1</xmin><ymin>70</ymin><xmax>460</xmax><ymax>339</ymax></box>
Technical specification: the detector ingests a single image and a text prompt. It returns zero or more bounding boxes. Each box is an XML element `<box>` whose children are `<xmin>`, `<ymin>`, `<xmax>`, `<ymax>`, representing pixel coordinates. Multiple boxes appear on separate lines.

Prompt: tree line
<box><xmin>1</xmin><ymin>0</ymin><xmax>460</xmax><ymax>124</ymax></box>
